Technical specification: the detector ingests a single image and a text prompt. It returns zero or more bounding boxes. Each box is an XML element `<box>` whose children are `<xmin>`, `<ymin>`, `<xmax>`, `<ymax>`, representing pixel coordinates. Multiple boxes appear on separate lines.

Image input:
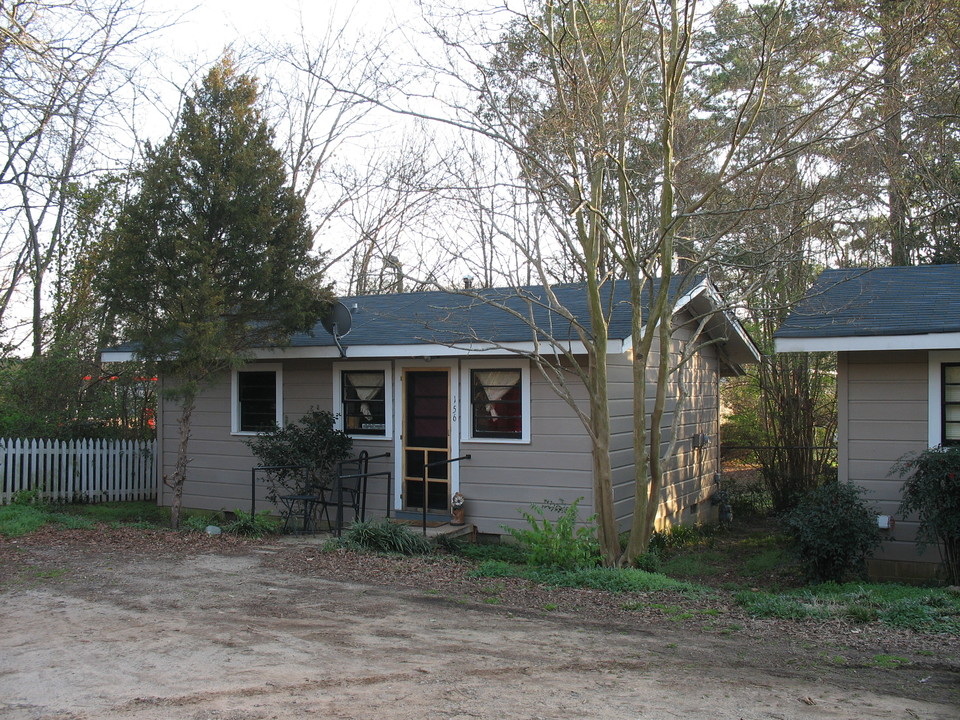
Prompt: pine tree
<box><xmin>100</xmin><ymin>57</ymin><xmax>329</xmax><ymax>527</ymax></box>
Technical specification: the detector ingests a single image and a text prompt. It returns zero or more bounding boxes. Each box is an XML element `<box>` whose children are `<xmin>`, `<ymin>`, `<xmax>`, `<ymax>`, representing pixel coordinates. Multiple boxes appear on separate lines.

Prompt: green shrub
<box><xmin>340</xmin><ymin>518</ymin><xmax>432</xmax><ymax>555</ymax></box>
<box><xmin>223</xmin><ymin>509</ymin><xmax>280</xmax><ymax>538</ymax></box>
<box><xmin>503</xmin><ymin>498</ymin><xmax>601</xmax><ymax>570</ymax></box>
<box><xmin>633</xmin><ymin>551</ymin><xmax>662</xmax><ymax>573</ymax></box>
<box><xmin>245</xmin><ymin>409</ymin><xmax>352</xmax><ymax>504</ymax></box>
<box><xmin>892</xmin><ymin>445</ymin><xmax>960</xmax><ymax>584</ymax></box>
<box><xmin>11</xmin><ymin>488</ymin><xmax>46</xmax><ymax>507</ymax></box>
<box><xmin>782</xmin><ymin>482</ymin><xmax>881</xmax><ymax>582</ymax></box>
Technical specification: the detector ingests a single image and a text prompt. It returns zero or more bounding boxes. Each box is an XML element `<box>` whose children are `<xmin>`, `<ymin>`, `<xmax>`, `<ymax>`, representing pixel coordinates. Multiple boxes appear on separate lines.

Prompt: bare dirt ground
<box><xmin>1</xmin><ymin>528</ymin><xmax>958</xmax><ymax>720</ymax></box>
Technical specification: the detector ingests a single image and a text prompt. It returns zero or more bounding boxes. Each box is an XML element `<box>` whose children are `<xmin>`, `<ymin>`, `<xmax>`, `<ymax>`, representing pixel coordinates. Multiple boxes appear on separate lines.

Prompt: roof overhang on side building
<box><xmin>774</xmin><ymin>265</ymin><xmax>960</xmax><ymax>355</ymax></box>
<box><xmin>775</xmin><ymin>332</ymin><xmax>960</xmax><ymax>354</ymax></box>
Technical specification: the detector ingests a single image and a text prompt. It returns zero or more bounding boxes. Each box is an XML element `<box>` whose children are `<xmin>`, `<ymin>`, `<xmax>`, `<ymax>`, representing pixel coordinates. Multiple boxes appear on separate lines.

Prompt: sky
<box><xmin>152</xmin><ymin>0</ymin><xmax>421</xmax><ymax>59</ymax></box>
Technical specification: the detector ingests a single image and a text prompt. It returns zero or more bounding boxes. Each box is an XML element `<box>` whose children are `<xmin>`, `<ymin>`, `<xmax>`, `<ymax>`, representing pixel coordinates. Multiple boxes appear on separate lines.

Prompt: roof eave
<box><xmin>775</xmin><ymin>331</ymin><xmax>960</xmax><ymax>353</ymax></box>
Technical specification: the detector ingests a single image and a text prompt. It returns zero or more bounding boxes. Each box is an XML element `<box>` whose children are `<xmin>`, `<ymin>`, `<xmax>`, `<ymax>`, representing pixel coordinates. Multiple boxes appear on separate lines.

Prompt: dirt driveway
<box><xmin>1</xmin><ymin>532</ymin><xmax>957</xmax><ymax>720</ymax></box>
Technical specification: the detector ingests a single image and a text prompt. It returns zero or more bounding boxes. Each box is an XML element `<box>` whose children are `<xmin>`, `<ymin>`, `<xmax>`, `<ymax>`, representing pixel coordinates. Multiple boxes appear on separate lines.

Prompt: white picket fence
<box><xmin>0</xmin><ymin>437</ymin><xmax>158</xmax><ymax>504</ymax></box>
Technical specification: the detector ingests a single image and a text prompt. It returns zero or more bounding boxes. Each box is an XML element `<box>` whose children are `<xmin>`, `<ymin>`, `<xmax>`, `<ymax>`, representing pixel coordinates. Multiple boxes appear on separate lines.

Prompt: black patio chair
<box><xmin>316</xmin><ymin>450</ymin><xmax>370</xmax><ymax>534</ymax></box>
<box><xmin>272</xmin><ymin>466</ymin><xmax>330</xmax><ymax>534</ymax></box>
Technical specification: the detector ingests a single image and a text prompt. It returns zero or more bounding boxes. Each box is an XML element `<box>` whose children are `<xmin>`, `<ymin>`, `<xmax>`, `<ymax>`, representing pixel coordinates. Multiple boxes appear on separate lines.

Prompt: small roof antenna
<box><xmin>321</xmin><ymin>300</ymin><xmax>353</xmax><ymax>358</ymax></box>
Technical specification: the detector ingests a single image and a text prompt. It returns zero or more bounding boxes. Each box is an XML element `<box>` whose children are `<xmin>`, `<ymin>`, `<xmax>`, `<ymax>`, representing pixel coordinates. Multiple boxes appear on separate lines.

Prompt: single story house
<box><xmin>105</xmin><ymin>277</ymin><xmax>759</xmax><ymax>536</ymax></box>
<box><xmin>774</xmin><ymin>264</ymin><xmax>960</xmax><ymax>580</ymax></box>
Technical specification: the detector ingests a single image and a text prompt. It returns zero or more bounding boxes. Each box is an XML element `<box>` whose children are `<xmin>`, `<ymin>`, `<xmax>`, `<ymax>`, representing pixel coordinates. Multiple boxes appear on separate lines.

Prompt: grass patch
<box><xmin>742</xmin><ymin>548</ymin><xmax>790</xmax><ymax>575</ymax></box>
<box><xmin>0</xmin><ymin>504</ymin><xmax>50</xmax><ymax>537</ymax></box>
<box><xmin>660</xmin><ymin>552</ymin><xmax>724</xmax><ymax>577</ymax></box>
<box><xmin>869</xmin><ymin>654</ymin><xmax>911</xmax><ymax>669</ymax></box>
<box><xmin>472</xmin><ymin>560</ymin><xmax>705</xmax><ymax>595</ymax></box>
<box><xmin>0</xmin><ymin>501</ymin><xmax>170</xmax><ymax>537</ymax></box>
<box><xmin>736</xmin><ymin>582</ymin><xmax>960</xmax><ymax>634</ymax></box>
<box><xmin>440</xmin><ymin>538</ymin><xmax>527</xmax><ymax>564</ymax></box>
<box><xmin>57</xmin><ymin>501</ymin><xmax>170</xmax><ymax>526</ymax></box>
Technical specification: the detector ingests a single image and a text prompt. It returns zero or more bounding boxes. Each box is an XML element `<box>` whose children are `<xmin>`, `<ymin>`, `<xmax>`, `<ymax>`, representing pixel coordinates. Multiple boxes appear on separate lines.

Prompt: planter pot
<box><xmin>451</xmin><ymin>507</ymin><xmax>466</xmax><ymax>525</ymax></box>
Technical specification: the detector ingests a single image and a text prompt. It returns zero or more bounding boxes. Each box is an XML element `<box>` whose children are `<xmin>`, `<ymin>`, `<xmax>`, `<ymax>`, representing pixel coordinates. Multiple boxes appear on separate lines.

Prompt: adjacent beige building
<box><xmin>776</xmin><ymin>265</ymin><xmax>960</xmax><ymax>581</ymax></box>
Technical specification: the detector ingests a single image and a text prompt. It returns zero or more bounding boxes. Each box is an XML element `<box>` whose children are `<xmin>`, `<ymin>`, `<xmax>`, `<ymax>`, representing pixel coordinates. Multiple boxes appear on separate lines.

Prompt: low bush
<box><xmin>223</xmin><ymin>509</ymin><xmax>280</xmax><ymax>538</ymax></box>
<box><xmin>245</xmin><ymin>409</ymin><xmax>353</xmax><ymax>504</ymax></box>
<box><xmin>782</xmin><ymin>482</ymin><xmax>881</xmax><ymax>582</ymax></box>
<box><xmin>503</xmin><ymin>498</ymin><xmax>601</xmax><ymax>570</ymax></box>
<box><xmin>892</xmin><ymin>445</ymin><xmax>960</xmax><ymax>584</ymax></box>
<box><xmin>339</xmin><ymin>519</ymin><xmax>433</xmax><ymax>555</ymax></box>
<box><xmin>437</xmin><ymin>537</ymin><xmax>527</xmax><ymax>564</ymax></box>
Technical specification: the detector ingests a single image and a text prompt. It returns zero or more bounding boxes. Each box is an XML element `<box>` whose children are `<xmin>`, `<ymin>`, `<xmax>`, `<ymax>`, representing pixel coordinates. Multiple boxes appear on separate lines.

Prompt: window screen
<box><xmin>237</xmin><ymin>371</ymin><xmax>277</xmax><ymax>432</ymax></box>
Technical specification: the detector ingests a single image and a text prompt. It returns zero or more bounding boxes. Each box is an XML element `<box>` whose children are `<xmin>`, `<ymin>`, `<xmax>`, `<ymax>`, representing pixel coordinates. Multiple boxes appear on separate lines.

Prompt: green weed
<box><xmin>503</xmin><ymin>498</ymin><xmax>601</xmax><ymax>570</ymax></box>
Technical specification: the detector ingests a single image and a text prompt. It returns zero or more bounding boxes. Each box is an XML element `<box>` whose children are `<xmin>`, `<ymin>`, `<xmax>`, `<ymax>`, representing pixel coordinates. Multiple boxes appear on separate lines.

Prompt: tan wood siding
<box><xmin>159</xmin><ymin>361</ymin><xmax>333</xmax><ymax>514</ymax></box>
<box><xmin>842</xmin><ymin>351</ymin><xmax>939</xmax><ymax>566</ymax></box>
<box><xmin>461</xmin><ymin>362</ymin><xmax>593</xmax><ymax>533</ymax></box>
<box><xmin>608</xmin><ymin>315</ymin><xmax>721</xmax><ymax>532</ymax></box>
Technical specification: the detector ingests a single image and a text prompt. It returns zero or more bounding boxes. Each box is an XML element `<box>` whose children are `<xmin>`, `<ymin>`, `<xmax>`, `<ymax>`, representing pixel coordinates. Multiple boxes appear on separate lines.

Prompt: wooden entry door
<box><xmin>403</xmin><ymin>369</ymin><xmax>450</xmax><ymax>512</ymax></box>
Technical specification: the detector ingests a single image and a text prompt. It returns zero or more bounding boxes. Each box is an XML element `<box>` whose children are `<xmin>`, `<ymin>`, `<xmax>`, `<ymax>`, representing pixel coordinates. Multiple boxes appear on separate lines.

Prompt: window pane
<box><xmin>945</xmin><ymin>365</ymin><xmax>960</xmax><ymax>384</ymax></box>
<box><xmin>238</xmin><ymin>371</ymin><xmax>276</xmax><ymax>432</ymax></box>
<box><xmin>471</xmin><ymin>369</ymin><xmax>522</xmax><ymax>439</ymax></box>
<box><xmin>946</xmin><ymin>422</ymin><xmax>960</xmax><ymax>442</ymax></box>
<box><xmin>943</xmin><ymin>364</ymin><xmax>960</xmax><ymax>445</ymax></box>
<box><xmin>342</xmin><ymin>370</ymin><xmax>386</xmax><ymax>435</ymax></box>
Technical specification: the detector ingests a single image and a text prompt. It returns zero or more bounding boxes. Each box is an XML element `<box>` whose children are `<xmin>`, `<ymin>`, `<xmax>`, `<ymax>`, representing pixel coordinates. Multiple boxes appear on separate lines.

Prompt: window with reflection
<box><xmin>342</xmin><ymin>370</ymin><xmax>386</xmax><ymax>436</ymax></box>
<box><xmin>470</xmin><ymin>369</ymin><xmax>522</xmax><ymax>439</ymax></box>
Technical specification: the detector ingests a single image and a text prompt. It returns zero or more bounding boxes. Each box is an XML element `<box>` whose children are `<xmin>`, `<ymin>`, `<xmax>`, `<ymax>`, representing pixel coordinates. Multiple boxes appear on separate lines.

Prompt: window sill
<box><xmin>462</xmin><ymin>436</ymin><xmax>530</xmax><ymax>445</ymax></box>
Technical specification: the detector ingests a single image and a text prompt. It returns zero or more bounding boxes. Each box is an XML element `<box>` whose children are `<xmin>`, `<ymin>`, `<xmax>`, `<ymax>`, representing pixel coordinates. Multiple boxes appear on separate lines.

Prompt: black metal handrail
<box><xmin>420</xmin><ymin>454</ymin><xmax>471</xmax><ymax>536</ymax></box>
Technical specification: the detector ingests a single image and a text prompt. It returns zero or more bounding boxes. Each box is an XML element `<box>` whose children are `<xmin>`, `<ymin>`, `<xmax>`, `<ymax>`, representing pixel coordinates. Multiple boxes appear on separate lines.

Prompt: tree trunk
<box><xmin>168</xmin><ymin>395</ymin><xmax>196</xmax><ymax>530</ymax></box>
<box><xmin>881</xmin><ymin>0</ymin><xmax>909</xmax><ymax>266</ymax></box>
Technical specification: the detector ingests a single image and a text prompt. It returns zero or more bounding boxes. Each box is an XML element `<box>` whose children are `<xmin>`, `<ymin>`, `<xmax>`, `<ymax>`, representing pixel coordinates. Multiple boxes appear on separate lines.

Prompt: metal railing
<box><xmin>420</xmin><ymin>454</ymin><xmax>471</xmax><ymax>536</ymax></box>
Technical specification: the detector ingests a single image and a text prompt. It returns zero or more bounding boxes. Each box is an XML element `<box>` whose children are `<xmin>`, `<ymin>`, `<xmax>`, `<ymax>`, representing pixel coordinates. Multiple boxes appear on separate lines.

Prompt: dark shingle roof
<box><xmin>290</xmin><ymin>279</ymin><xmax>686</xmax><ymax>348</ymax></box>
<box><xmin>775</xmin><ymin>265</ymin><xmax>960</xmax><ymax>340</ymax></box>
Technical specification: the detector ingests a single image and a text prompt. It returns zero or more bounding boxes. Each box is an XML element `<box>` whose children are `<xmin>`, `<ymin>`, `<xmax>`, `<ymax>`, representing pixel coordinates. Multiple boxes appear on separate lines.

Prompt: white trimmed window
<box><xmin>943</xmin><ymin>363</ymin><xmax>960</xmax><ymax>446</ymax></box>
<box><xmin>928</xmin><ymin>351</ymin><xmax>960</xmax><ymax>447</ymax></box>
<box><xmin>232</xmin><ymin>364</ymin><xmax>282</xmax><ymax>434</ymax></box>
<box><xmin>334</xmin><ymin>362</ymin><xmax>393</xmax><ymax>439</ymax></box>
<box><xmin>461</xmin><ymin>359</ymin><xmax>530</xmax><ymax>443</ymax></box>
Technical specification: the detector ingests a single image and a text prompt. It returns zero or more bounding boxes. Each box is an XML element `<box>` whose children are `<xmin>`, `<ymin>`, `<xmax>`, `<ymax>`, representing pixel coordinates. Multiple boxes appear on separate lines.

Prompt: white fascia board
<box><xmin>775</xmin><ymin>332</ymin><xmax>960</xmax><ymax>353</ymax></box>
<box><xmin>248</xmin><ymin>338</ymin><xmax>605</xmax><ymax>360</ymax></box>
<box><xmin>698</xmin><ymin>283</ymin><xmax>762</xmax><ymax>363</ymax></box>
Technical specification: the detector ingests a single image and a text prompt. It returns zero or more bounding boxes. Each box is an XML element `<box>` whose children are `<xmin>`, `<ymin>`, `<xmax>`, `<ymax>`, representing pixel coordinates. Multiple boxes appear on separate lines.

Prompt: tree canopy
<box><xmin>99</xmin><ymin>56</ymin><xmax>330</xmax><ymax>526</ymax></box>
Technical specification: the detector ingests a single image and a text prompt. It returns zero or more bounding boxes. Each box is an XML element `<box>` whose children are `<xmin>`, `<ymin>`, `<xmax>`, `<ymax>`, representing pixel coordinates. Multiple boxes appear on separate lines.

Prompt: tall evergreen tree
<box><xmin>100</xmin><ymin>57</ymin><xmax>329</xmax><ymax>527</ymax></box>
